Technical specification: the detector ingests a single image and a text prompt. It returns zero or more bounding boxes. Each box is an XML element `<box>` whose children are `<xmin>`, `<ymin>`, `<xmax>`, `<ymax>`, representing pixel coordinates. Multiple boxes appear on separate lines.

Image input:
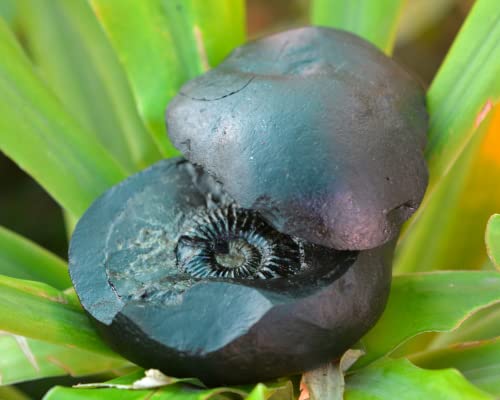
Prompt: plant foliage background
<box><xmin>0</xmin><ymin>0</ymin><xmax>499</xmax><ymax>399</ymax></box>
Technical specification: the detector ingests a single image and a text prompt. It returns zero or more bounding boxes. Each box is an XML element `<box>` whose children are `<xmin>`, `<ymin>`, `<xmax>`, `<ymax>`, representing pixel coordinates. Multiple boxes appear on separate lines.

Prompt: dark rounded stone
<box><xmin>69</xmin><ymin>158</ymin><xmax>393</xmax><ymax>386</ymax></box>
<box><xmin>166</xmin><ymin>26</ymin><xmax>428</xmax><ymax>250</ymax></box>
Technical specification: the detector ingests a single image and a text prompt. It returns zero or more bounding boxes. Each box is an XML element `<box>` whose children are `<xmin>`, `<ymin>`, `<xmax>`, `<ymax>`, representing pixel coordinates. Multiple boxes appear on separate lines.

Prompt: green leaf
<box><xmin>356</xmin><ymin>271</ymin><xmax>500</xmax><ymax>367</ymax></box>
<box><xmin>43</xmin><ymin>370</ymin><xmax>248</xmax><ymax>400</ymax></box>
<box><xmin>0</xmin><ymin>386</ymin><xmax>30</xmax><ymax>400</ymax></box>
<box><xmin>431</xmin><ymin>303</ymin><xmax>500</xmax><ymax>349</ymax></box>
<box><xmin>395</xmin><ymin>106</ymin><xmax>500</xmax><ymax>273</ymax></box>
<box><xmin>181</xmin><ymin>0</ymin><xmax>246</xmax><ymax>68</ymax></box>
<box><xmin>0</xmin><ymin>0</ymin><xmax>16</xmax><ymax>26</ymax></box>
<box><xmin>42</xmin><ymin>370</ymin><xmax>292</xmax><ymax>400</ymax></box>
<box><xmin>486</xmin><ymin>214</ymin><xmax>500</xmax><ymax>269</ymax></box>
<box><xmin>397</xmin><ymin>0</ymin><xmax>500</xmax><ymax>274</ymax></box>
<box><xmin>244</xmin><ymin>380</ymin><xmax>294</xmax><ymax>400</ymax></box>
<box><xmin>0</xmin><ymin>274</ymin><xmax>119</xmax><ymax>358</ymax></box>
<box><xmin>424</xmin><ymin>0</ymin><xmax>500</xmax><ymax>196</ymax></box>
<box><xmin>0</xmin><ymin>334</ymin><xmax>129</xmax><ymax>386</ymax></box>
<box><xmin>410</xmin><ymin>337</ymin><xmax>500</xmax><ymax>396</ymax></box>
<box><xmin>157</xmin><ymin>0</ymin><xmax>246</xmax><ymax>74</ymax></box>
<box><xmin>88</xmin><ymin>0</ymin><xmax>182</xmax><ymax>158</ymax></box>
<box><xmin>345</xmin><ymin>358</ymin><xmax>493</xmax><ymax>400</ymax></box>
<box><xmin>0</xmin><ymin>19</ymin><xmax>127</xmax><ymax>218</ymax></box>
<box><xmin>396</xmin><ymin>301</ymin><xmax>500</xmax><ymax>359</ymax></box>
<box><xmin>0</xmin><ymin>226</ymin><xmax>70</xmax><ymax>290</ymax></box>
<box><xmin>310</xmin><ymin>0</ymin><xmax>405</xmax><ymax>54</ymax></box>
<box><xmin>19</xmin><ymin>0</ymin><xmax>162</xmax><ymax>172</ymax></box>
<box><xmin>90</xmin><ymin>0</ymin><xmax>246</xmax><ymax>157</ymax></box>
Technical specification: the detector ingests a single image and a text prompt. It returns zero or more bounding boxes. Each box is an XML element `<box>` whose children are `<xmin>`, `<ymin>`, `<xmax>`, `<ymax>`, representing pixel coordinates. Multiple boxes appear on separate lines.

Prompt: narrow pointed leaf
<box><xmin>356</xmin><ymin>271</ymin><xmax>500</xmax><ymax>367</ymax></box>
<box><xmin>0</xmin><ymin>226</ymin><xmax>70</xmax><ymax>290</ymax></box>
<box><xmin>410</xmin><ymin>337</ymin><xmax>500</xmax><ymax>396</ymax></box>
<box><xmin>0</xmin><ymin>274</ymin><xmax>118</xmax><ymax>358</ymax></box>
<box><xmin>395</xmin><ymin>105</ymin><xmax>500</xmax><ymax>273</ymax></box>
<box><xmin>182</xmin><ymin>0</ymin><xmax>246</xmax><ymax>68</ymax></box>
<box><xmin>486</xmin><ymin>214</ymin><xmax>500</xmax><ymax>269</ymax></box>
<box><xmin>90</xmin><ymin>0</ymin><xmax>245</xmax><ymax>157</ymax></box>
<box><xmin>89</xmin><ymin>0</ymin><xmax>183</xmax><ymax>157</ymax></box>
<box><xmin>0</xmin><ymin>334</ymin><xmax>129</xmax><ymax>386</ymax></box>
<box><xmin>310</xmin><ymin>0</ymin><xmax>405</xmax><ymax>54</ymax></box>
<box><xmin>424</xmin><ymin>0</ymin><xmax>500</xmax><ymax>195</ymax></box>
<box><xmin>398</xmin><ymin>0</ymin><xmax>500</xmax><ymax>267</ymax></box>
<box><xmin>19</xmin><ymin>0</ymin><xmax>162</xmax><ymax>172</ymax></box>
<box><xmin>345</xmin><ymin>358</ymin><xmax>492</xmax><ymax>400</ymax></box>
<box><xmin>0</xmin><ymin>20</ymin><xmax>127</xmax><ymax>218</ymax></box>
<box><xmin>158</xmin><ymin>0</ymin><xmax>246</xmax><ymax>74</ymax></box>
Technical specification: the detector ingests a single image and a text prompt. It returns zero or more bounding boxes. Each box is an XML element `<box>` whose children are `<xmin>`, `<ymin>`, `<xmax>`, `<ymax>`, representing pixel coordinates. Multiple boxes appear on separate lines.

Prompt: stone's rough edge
<box><xmin>69</xmin><ymin>158</ymin><xmax>185</xmax><ymax>324</ymax></box>
<box><xmin>166</xmin><ymin>26</ymin><xmax>429</xmax><ymax>251</ymax></box>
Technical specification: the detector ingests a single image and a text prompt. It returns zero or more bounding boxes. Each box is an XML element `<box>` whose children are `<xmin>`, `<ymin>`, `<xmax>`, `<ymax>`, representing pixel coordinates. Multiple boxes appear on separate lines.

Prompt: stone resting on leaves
<box><xmin>69</xmin><ymin>27</ymin><xmax>428</xmax><ymax>386</ymax></box>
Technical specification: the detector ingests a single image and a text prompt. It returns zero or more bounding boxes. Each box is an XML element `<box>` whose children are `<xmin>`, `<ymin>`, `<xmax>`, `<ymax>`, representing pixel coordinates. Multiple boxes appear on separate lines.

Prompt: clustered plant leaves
<box><xmin>0</xmin><ymin>0</ymin><xmax>499</xmax><ymax>399</ymax></box>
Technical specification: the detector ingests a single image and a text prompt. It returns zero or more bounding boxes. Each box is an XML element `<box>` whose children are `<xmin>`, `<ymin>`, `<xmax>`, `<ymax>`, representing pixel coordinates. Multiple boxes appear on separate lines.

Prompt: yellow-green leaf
<box><xmin>19</xmin><ymin>0</ymin><xmax>162</xmax><ymax>172</ymax></box>
<box><xmin>0</xmin><ymin>226</ymin><xmax>70</xmax><ymax>290</ymax></box>
<box><xmin>425</xmin><ymin>0</ymin><xmax>500</xmax><ymax>196</ymax></box>
<box><xmin>310</xmin><ymin>0</ymin><xmax>406</xmax><ymax>54</ymax></box>
<box><xmin>90</xmin><ymin>0</ymin><xmax>246</xmax><ymax>157</ymax></box>
<box><xmin>486</xmin><ymin>214</ymin><xmax>500</xmax><ymax>269</ymax></box>
<box><xmin>395</xmin><ymin>105</ymin><xmax>500</xmax><ymax>273</ymax></box>
<box><xmin>410</xmin><ymin>337</ymin><xmax>500</xmax><ymax>396</ymax></box>
<box><xmin>0</xmin><ymin>274</ymin><xmax>119</xmax><ymax>358</ymax></box>
<box><xmin>356</xmin><ymin>271</ymin><xmax>500</xmax><ymax>367</ymax></box>
<box><xmin>43</xmin><ymin>370</ymin><xmax>248</xmax><ymax>400</ymax></box>
<box><xmin>0</xmin><ymin>19</ymin><xmax>127</xmax><ymax>218</ymax></box>
<box><xmin>346</xmin><ymin>358</ymin><xmax>492</xmax><ymax>400</ymax></box>
<box><xmin>0</xmin><ymin>334</ymin><xmax>129</xmax><ymax>386</ymax></box>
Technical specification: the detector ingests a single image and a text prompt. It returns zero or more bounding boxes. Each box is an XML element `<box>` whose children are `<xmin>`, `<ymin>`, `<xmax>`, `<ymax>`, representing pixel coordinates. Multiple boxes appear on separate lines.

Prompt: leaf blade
<box><xmin>0</xmin><ymin>334</ymin><xmax>129</xmax><ymax>385</ymax></box>
<box><xmin>0</xmin><ymin>19</ymin><xmax>127</xmax><ymax>217</ymax></box>
<box><xmin>43</xmin><ymin>370</ymin><xmax>249</xmax><ymax>400</ymax></box>
<box><xmin>346</xmin><ymin>358</ymin><xmax>492</xmax><ymax>400</ymax></box>
<box><xmin>356</xmin><ymin>271</ymin><xmax>500</xmax><ymax>367</ymax></box>
<box><xmin>310</xmin><ymin>0</ymin><xmax>406</xmax><ymax>53</ymax></box>
<box><xmin>486</xmin><ymin>214</ymin><xmax>500</xmax><ymax>269</ymax></box>
<box><xmin>395</xmin><ymin>104</ymin><xmax>500</xmax><ymax>273</ymax></box>
<box><xmin>90</xmin><ymin>0</ymin><xmax>246</xmax><ymax>157</ymax></box>
<box><xmin>0</xmin><ymin>226</ymin><xmax>70</xmax><ymax>290</ymax></box>
<box><xmin>19</xmin><ymin>0</ymin><xmax>162</xmax><ymax>171</ymax></box>
<box><xmin>410</xmin><ymin>337</ymin><xmax>500</xmax><ymax>396</ymax></box>
<box><xmin>89</xmin><ymin>0</ymin><xmax>183</xmax><ymax>158</ymax></box>
<box><xmin>0</xmin><ymin>274</ymin><xmax>118</xmax><ymax>358</ymax></box>
<box><xmin>424</xmin><ymin>0</ymin><xmax>500</xmax><ymax>196</ymax></box>
<box><xmin>188</xmin><ymin>0</ymin><xmax>246</xmax><ymax>68</ymax></box>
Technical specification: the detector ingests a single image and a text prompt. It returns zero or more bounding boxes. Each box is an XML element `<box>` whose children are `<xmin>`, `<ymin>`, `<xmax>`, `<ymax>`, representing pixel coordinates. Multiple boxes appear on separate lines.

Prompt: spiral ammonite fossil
<box><xmin>176</xmin><ymin>205</ymin><xmax>304</xmax><ymax>279</ymax></box>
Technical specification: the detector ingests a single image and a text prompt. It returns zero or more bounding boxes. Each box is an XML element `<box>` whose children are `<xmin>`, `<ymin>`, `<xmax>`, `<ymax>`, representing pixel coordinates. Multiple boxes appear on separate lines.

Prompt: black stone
<box><xmin>166</xmin><ymin>26</ymin><xmax>428</xmax><ymax>250</ymax></box>
<box><xmin>69</xmin><ymin>158</ymin><xmax>393</xmax><ymax>385</ymax></box>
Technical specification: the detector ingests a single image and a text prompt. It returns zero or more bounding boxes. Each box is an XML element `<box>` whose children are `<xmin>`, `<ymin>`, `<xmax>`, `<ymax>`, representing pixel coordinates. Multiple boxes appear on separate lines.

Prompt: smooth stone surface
<box><xmin>166</xmin><ymin>26</ymin><xmax>429</xmax><ymax>250</ymax></box>
<box><xmin>69</xmin><ymin>158</ymin><xmax>393</xmax><ymax>385</ymax></box>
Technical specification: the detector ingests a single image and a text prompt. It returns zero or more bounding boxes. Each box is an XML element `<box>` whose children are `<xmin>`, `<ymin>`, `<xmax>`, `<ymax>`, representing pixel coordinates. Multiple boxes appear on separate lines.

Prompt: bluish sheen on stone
<box><xmin>69</xmin><ymin>158</ymin><xmax>393</xmax><ymax>385</ymax></box>
<box><xmin>166</xmin><ymin>27</ymin><xmax>428</xmax><ymax>250</ymax></box>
